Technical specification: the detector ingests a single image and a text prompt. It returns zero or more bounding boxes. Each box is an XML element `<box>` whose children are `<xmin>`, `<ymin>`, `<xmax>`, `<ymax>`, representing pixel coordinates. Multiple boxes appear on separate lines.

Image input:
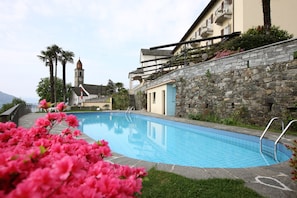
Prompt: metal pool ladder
<box><xmin>260</xmin><ymin>117</ymin><xmax>297</xmax><ymax>160</ymax></box>
<box><xmin>125</xmin><ymin>106</ymin><xmax>135</xmax><ymax>114</ymax></box>
<box><xmin>125</xmin><ymin>106</ymin><xmax>135</xmax><ymax>123</ymax></box>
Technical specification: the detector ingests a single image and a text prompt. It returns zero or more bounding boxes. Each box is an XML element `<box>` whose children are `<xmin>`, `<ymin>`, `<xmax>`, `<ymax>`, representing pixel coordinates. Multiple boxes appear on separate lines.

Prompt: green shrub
<box><xmin>188</xmin><ymin>112</ymin><xmax>220</xmax><ymax>123</ymax></box>
<box><xmin>224</xmin><ymin>26</ymin><xmax>293</xmax><ymax>51</ymax></box>
<box><xmin>221</xmin><ymin>117</ymin><xmax>238</xmax><ymax>125</ymax></box>
<box><xmin>188</xmin><ymin>113</ymin><xmax>202</xmax><ymax>120</ymax></box>
<box><xmin>0</xmin><ymin>98</ymin><xmax>26</xmax><ymax>114</ymax></box>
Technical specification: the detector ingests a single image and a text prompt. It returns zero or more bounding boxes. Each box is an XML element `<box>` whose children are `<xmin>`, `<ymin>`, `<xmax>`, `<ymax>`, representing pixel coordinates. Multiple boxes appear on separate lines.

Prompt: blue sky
<box><xmin>0</xmin><ymin>0</ymin><xmax>209</xmax><ymax>103</ymax></box>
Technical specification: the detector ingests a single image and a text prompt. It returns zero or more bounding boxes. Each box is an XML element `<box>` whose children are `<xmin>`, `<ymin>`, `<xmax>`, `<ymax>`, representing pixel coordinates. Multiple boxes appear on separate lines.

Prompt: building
<box><xmin>69</xmin><ymin>59</ymin><xmax>112</xmax><ymax>110</ymax></box>
<box><xmin>146</xmin><ymin>80</ymin><xmax>176</xmax><ymax>116</ymax></box>
<box><xmin>130</xmin><ymin>0</ymin><xmax>297</xmax><ymax>116</ymax></box>
<box><xmin>128</xmin><ymin>49</ymin><xmax>172</xmax><ymax>93</ymax></box>
<box><xmin>173</xmin><ymin>0</ymin><xmax>297</xmax><ymax>54</ymax></box>
<box><xmin>74</xmin><ymin>59</ymin><xmax>84</xmax><ymax>87</ymax></box>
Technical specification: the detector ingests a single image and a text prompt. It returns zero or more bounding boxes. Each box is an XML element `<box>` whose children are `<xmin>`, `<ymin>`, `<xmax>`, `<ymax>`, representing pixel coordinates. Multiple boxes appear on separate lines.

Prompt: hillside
<box><xmin>0</xmin><ymin>91</ymin><xmax>16</xmax><ymax>108</ymax></box>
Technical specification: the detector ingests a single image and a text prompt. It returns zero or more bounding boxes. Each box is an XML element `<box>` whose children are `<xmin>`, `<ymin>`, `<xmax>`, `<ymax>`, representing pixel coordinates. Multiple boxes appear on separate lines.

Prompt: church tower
<box><xmin>74</xmin><ymin>59</ymin><xmax>84</xmax><ymax>86</ymax></box>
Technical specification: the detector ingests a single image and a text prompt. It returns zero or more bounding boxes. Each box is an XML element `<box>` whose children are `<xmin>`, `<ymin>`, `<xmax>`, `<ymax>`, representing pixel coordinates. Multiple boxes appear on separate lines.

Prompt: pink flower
<box><xmin>61</xmin><ymin>128</ymin><xmax>72</xmax><ymax>136</ymax></box>
<box><xmin>46</xmin><ymin>112</ymin><xmax>66</xmax><ymax>123</ymax></box>
<box><xmin>34</xmin><ymin>117</ymin><xmax>51</xmax><ymax>128</ymax></box>
<box><xmin>56</xmin><ymin>102</ymin><xmax>66</xmax><ymax>112</ymax></box>
<box><xmin>0</xmin><ymin>108</ymin><xmax>147</xmax><ymax>196</ymax></box>
<box><xmin>53</xmin><ymin>156</ymin><xmax>74</xmax><ymax>180</ymax></box>
<box><xmin>9</xmin><ymin>179</ymin><xmax>41</xmax><ymax>198</ymax></box>
<box><xmin>38</xmin><ymin>99</ymin><xmax>51</xmax><ymax>110</ymax></box>
<box><xmin>73</xmin><ymin>130</ymin><xmax>81</xmax><ymax>137</ymax></box>
<box><xmin>46</xmin><ymin>112</ymin><xmax>59</xmax><ymax>122</ymax></box>
<box><xmin>65</xmin><ymin>115</ymin><xmax>79</xmax><ymax>128</ymax></box>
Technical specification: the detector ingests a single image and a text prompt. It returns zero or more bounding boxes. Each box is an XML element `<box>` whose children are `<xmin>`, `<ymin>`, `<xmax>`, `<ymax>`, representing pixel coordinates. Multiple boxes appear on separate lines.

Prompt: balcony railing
<box><xmin>0</xmin><ymin>103</ymin><xmax>31</xmax><ymax>126</ymax></box>
<box><xmin>200</xmin><ymin>24</ymin><xmax>213</xmax><ymax>38</ymax></box>
<box><xmin>215</xmin><ymin>5</ymin><xmax>232</xmax><ymax>24</ymax></box>
<box><xmin>190</xmin><ymin>36</ymin><xmax>201</xmax><ymax>47</ymax></box>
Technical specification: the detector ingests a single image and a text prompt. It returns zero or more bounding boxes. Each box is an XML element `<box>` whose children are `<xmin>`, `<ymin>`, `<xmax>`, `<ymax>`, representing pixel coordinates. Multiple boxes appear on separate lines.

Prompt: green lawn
<box><xmin>141</xmin><ymin>168</ymin><xmax>264</xmax><ymax>198</ymax></box>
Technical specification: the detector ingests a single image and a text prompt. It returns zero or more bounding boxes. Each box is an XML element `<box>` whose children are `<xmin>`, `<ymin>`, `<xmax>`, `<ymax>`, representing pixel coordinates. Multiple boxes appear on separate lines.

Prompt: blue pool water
<box><xmin>73</xmin><ymin>112</ymin><xmax>291</xmax><ymax>168</ymax></box>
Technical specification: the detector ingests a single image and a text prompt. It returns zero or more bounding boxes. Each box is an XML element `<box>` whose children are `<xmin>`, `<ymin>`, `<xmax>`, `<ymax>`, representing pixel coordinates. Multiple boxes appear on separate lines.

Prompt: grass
<box><xmin>141</xmin><ymin>168</ymin><xmax>264</xmax><ymax>198</ymax></box>
<box><xmin>188</xmin><ymin>113</ymin><xmax>297</xmax><ymax>136</ymax></box>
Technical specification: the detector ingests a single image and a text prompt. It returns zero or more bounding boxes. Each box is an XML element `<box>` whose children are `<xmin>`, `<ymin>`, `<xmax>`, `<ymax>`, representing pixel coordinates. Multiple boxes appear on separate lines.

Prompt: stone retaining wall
<box><xmin>134</xmin><ymin>38</ymin><xmax>297</xmax><ymax>126</ymax></box>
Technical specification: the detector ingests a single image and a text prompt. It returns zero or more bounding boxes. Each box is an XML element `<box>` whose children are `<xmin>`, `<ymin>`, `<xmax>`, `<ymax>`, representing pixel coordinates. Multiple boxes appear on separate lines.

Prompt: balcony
<box><xmin>190</xmin><ymin>37</ymin><xmax>201</xmax><ymax>48</ymax></box>
<box><xmin>215</xmin><ymin>6</ymin><xmax>232</xmax><ymax>25</ymax></box>
<box><xmin>200</xmin><ymin>25</ymin><xmax>213</xmax><ymax>38</ymax></box>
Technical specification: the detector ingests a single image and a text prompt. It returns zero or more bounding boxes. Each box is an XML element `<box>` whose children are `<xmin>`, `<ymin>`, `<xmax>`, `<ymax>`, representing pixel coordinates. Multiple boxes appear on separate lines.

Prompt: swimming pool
<box><xmin>73</xmin><ymin>112</ymin><xmax>291</xmax><ymax>168</ymax></box>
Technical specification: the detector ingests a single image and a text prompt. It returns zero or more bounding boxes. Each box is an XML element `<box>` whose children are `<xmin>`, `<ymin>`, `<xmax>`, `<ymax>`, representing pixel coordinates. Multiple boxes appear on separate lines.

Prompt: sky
<box><xmin>0</xmin><ymin>0</ymin><xmax>210</xmax><ymax>103</ymax></box>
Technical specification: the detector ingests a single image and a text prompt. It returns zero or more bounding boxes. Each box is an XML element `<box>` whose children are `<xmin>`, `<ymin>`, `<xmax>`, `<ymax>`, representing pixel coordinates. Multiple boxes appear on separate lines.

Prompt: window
<box><xmin>152</xmin><ymin>92</ymin><xmax>156</xmax><ymax>104</ymax></box>
<box><xmin>210</xmin><ymin>14</ymin><xmax>213</xmax><ymax>24</ymax></box>
<box><xmin>224</xmin><ymin>25</ymin><xmax>231</xmax><ymax>35</ymax></box>
<box><xmin>152</xmin><ymin>127</ymin><xmax>156</xmax><ymax>139</ymax></box>
<box><xmin>226</xmin><ymin>0</ymin><xmax>232</xmax><ymax>5</ymax></box>
<box><xmin>221</xmin><ymin>25</ymin><xmax>231</xmax><ymax>37</ymax></box>
<box><xmin>205</xmin><ymin>40</ymin><xmax>213</xmax><ymax>47</ymax></box>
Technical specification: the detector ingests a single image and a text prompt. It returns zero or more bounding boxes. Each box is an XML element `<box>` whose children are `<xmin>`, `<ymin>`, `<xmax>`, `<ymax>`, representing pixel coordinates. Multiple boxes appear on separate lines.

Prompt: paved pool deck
<box><xmin>18</xmin><ymin>112</ymin><xmax>297</xmax><ymax>198</ymax></box>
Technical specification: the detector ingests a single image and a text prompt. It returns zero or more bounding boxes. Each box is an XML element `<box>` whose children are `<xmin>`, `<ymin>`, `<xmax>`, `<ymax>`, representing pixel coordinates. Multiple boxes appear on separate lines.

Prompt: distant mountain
<box><xmin>0</xmin><ymin>91</ymin><xmax>16</xmax><ymax>108</ymax></box>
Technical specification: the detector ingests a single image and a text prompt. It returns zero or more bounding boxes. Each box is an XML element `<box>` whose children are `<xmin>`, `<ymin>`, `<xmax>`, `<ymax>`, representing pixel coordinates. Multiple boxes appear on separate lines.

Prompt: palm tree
<box><xmin>37</xmin><ymin>50</ymin><xmax>55</xmax><ymax>103</ymax></box>
<box><xmin>262</xmin><ymin>0</ymin><xmax>271</xmax><ymax>32</ymax></box>
<box><xmin>47</xmin><ymin>44</ymin><xmax>61</xmax><ymax>103</ymax></box>
<box><xmin>59</xmin><ymin>50</ymin><xmax>75</xmax><ymax>102</ymax></box>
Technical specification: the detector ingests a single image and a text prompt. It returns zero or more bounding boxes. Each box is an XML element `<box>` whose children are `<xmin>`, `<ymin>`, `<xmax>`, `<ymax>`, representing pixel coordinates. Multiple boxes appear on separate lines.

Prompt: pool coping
<box><xmin>18</xmin><ymin>112</ymin><xmax>297</xmax><ymax>197</ymax></box>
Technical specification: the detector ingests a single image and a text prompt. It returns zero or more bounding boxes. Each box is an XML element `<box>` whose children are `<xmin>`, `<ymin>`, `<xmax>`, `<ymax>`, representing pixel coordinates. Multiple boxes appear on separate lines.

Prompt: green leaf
<box><xmin>39</xmin><ymin>145</ymin><xmax>47</xmax><ymax>154</ymax></box>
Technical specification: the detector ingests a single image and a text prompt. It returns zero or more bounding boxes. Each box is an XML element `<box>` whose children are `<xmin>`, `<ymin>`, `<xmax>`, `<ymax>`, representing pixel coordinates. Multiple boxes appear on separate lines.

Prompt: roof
<box><xmin>172</xmin><ymin>0</ymin><xmax>217</xmax><ymax>53</ymax></box>
<box><xmin>71</xmin><ymin>84</ymin><xmax>108</xmax><ymax>96</ymax></box>
<box><xmin>84</xmin><ymin>96</ymin><xmax>110</xmax><ymax>103</ymax></box>
<box><xmin>76</xmin><ymin>59</ymin><xmax>83</xmax><ymax>69</ymax></box>
<box><xmin>129</xmin><ymin>68</ymin><xmax>144</xmax><ymax>75</ymax></box>
<box><xmin>72</xmin><ymin>87</ymin><xmax>87</xmax><ymax>96</ymax></box>
<box><xmin>141</xmin><ymin>48</ymin><xmax>172</xmax><ymax>56</ymax></box>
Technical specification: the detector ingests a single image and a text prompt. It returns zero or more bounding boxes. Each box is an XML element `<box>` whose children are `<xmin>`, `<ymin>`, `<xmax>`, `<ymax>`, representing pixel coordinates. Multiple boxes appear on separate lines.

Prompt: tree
<box><xmin>36</xmin><ymin>77</ymin><xmax>71</xmax><ymax>103</ymax></box>
<box><xmin>112</xmin><ymin>82</ymin><xmax>129</xmax><ymax>110</ymax></box>
<box><xmin>105</xmin><ymin>80</ymin><xmax>129</xmax><ymax>110</ymax></box>
<box><xmin>115</xmin><ymin>82</ymin><xmax>124</xmax><ymax>92</ymax></box>
<box><xmin>106</xmin><ymin>79</ymin><xmax>115</xmax><ymax>95</ymax></box>
<box><xmin>47</xmin><ymin>44</ymin><xmax>62</xmax><ymax>103</ymax></box>
<box><xmin>59</xmin><ymin>50</ymin><xmax>75</xmax><ymax>102</ymax></box>
<box><xmin>37</xmin><ymin>50</ymin><xmax>55</xmax><ymax>103</ymax></box>
<box><xmin>262</xmin><ymin>0</ymin><xmax>271</xmax><ymax>32</ymax></box>
<box><xmin>0</xmin><ymin>98</ymin><xmax>26</xmax><ymax>114</ymax></box>
<box><xmin>112</xmin><ymin>88</ymin><xmax>129</xmax><ymax>110</ymax></box>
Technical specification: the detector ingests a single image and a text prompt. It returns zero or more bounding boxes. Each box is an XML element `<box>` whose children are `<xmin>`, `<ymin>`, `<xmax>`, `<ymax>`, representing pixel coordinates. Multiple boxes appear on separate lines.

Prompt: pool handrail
<box><xmin>260</xmin><ymin>117</ymin><xmax>284</xmax><ymax>151</ymax></box>
<box><xmin>274</xmin><ymin>119</ymin><xmax>297</xmax><ymax>148</ymax></box>
<box><xmin>125</xmin><ymin>106</ymin><xmax>135</xmax><ymax>114</ymax></box>
<box><xmin>260</xmin><ymin>117</ymin><xmax>284</xmax><ymax>161</ymax></box>
<box><xmin>260</xmin><ymin>117</ymin><xmax>297</xmax><ymax>161</ymax></box>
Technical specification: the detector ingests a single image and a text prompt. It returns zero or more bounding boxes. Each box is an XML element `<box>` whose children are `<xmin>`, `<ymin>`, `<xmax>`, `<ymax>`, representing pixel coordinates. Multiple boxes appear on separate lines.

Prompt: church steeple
<box><xmin>76</xmin><ymin>59</ymin><xmax>83</xmax><ymax>69</ymax></box>
<box><xmin>74</xmin><ymin>59</ymin><xmax>84</xmax><ymax>87</ymax></box>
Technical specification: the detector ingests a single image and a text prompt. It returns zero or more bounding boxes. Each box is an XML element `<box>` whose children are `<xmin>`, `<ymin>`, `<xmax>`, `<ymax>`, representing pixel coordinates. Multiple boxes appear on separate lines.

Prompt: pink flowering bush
<box><xmin>0</xmin><ymin>100</ymin><xmax>147</xmax><ymax>197</ymax></box>
<box><xmin>214</xmin><ymin>49</ymin><xmax>243</xmax><ymax>59</ymax></box>
<box><xmin>287</xmin><ymin>140</ymin><xmax>297</xmax><ymax>182</ymax></box>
